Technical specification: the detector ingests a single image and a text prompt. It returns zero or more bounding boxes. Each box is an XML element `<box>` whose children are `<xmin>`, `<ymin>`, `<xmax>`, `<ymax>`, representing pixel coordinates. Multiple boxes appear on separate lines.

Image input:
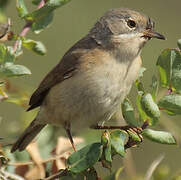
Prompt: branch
<box><xmin>13</xmin><ymin>0</ymin><xmax>46</xmax><ymax>53</ymax></box>
<box><xmin>8</xmin><ymin>153</ymin><xmax>68</xmax><ymax>167</ymax></box>
<box><xmin>44</xmin><ymin>169</ymin><xmax>68</xmax><ymax>180</ymax></box>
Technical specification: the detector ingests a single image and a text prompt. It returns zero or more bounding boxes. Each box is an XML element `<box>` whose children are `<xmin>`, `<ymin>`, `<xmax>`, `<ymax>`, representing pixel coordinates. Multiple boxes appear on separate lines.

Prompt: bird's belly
<box><xmin>43</xmin><ymin>72</ymin><xmax>125</xmax><ymax>128</ymax></box>
<box><xmin>42</xmin><ymin>57</ymin><xmax>141</xmax><ymax>129</ymax></box>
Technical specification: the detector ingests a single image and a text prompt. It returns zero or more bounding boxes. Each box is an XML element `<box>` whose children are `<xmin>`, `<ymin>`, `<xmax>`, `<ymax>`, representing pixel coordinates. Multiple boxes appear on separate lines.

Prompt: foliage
<box><xmin>0</xmin><ymin>0</ymin><xmax>181</xmax><ymax>179</ymax></box>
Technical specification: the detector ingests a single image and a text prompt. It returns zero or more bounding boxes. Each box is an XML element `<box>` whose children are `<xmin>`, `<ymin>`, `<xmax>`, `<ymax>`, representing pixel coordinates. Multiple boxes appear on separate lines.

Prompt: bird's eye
<box><xmin>127</xmin><ymin>20</ymin><xmax>136</xmax><ymax>28</ymax></box>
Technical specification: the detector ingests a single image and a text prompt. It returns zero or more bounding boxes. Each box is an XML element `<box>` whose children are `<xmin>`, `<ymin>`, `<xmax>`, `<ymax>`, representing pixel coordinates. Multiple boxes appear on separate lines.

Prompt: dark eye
<box><xmin>127</xmin><ymin>20</ymin><xmax>136</xmax><ymax>28</ymax></box>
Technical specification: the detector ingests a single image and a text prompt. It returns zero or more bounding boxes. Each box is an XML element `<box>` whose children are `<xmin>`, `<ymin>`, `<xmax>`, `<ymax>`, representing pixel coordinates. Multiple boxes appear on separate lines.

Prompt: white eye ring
<box><xmin>127</xmin><ymin>19</ymin><xmax>136</xmax><ymax>28</ymax></box>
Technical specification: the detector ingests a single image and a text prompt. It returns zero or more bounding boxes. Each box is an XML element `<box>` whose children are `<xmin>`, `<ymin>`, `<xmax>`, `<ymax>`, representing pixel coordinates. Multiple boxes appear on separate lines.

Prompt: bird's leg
<box><xmin>64</xmin><ymin>122</ymin><xmax>76</xmax><ymax>152</ymax></box>
<box><xmin>90</xmin><ymin>124</ymin><xmax>142</xmax><ymax>132</ymax></box>
<box><xmin>90</xmin><ymin>122</ymin><xmax>149</xmax><ymax>145</ymax></box>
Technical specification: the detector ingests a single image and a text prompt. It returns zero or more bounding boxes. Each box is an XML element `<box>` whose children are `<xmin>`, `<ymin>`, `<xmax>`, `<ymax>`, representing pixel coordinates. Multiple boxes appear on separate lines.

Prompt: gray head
<box><xmin>90</xmin><ymin>8</ymin><xmax>165</xmax><ymax>58</ymax></box>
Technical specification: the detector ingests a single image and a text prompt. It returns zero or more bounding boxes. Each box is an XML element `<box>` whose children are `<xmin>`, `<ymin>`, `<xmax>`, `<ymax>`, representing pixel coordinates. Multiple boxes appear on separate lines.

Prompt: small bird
<box><xmin>11</xmin><ymin>8</ymin><xmax>165</xmax><ymax>153</ymax></box>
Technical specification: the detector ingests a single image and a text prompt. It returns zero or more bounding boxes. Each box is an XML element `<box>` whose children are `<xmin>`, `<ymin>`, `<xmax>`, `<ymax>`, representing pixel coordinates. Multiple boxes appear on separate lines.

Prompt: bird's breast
<box><xmin>42</xmin><ymin>53</ymin><xmax>141</xmax><ymax>129</ymax></box>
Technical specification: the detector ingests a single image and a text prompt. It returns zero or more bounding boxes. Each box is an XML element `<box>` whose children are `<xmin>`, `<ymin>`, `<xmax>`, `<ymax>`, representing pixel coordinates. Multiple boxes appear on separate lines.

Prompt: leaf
<box><xmin>14</xmin><ymin>39</ymin><xmax>23</xmax><ymax>57</ymax></box>
<box><xmin>121</xmin><ymin>98</ymin><xmax>139</xmax><ymax>127</ymax></box>
<box><xmin>127</xmin><ymin>129</ymin><xmax>142</xmax><ymax>142</ymax></box>
<box><xmin>141</xmin><ymin>93</ymin><xmax>160</xmax><ymax>125</ymax></box>
<box><xmin>0</xmin><ymin>63</ymin><xmax>31</xmax><ymax>77</ymax></box>
<box><xmin>0</xmin><ymin>44</ymin><xmax>15</xmax><ymax>63</ymax></box>
<box><xmin>67</xmin><ymin>143</ymin><xmax>103</xmax><ymax>173</ymax></box>
<box><xmin>24</xmin><ymin>0</ymin><xmax>71</xmax><ymax>32</ymax></box>
<box><xmin>101</xmin><ymin>130</ymin><xmax>112</xmax><ymax>162</ymax></box>
<box><xmin>110</xmin><ymin>130</ymin><xmax>128</xmax><ymax>157</ymax></box>
<box><xmin>170</xmin><ymin>50</ymin><xmax>181</xmax><ymax>93</ymax></box>
<box><xmin>16</xmin><ymin>0</ymin><xmax>28</xmax><ymax>18</ymax></box>
<box><xmin>158</xmin><ymin>94</ymin><xmax>181</xmax><ymax>115</ymax></box>
<box><xmin>157</xmin><ymin>49</ymin><xmax>181</xmax><ymax>93</ymax></box>
<box><xmin>32</xmin><ymin>12</ymin><xmax>54</xmax><ymax>34</ymax></box>
<box><xmin>177</xmin><ymin>39</ymin><xmax>181</xmax><ymax>50</ymax></box>
<box><xmin>157</xmin><ymin>49</ymin><xmax>173</xmax><ymax>87</ymax></box>
<box><xmin>151</xmin><ymin>76</ymin><xmax>159</xmax><ymax>101</ymax></box>
<box><xmin>136</xmin><ymin>91</ymin><xmax>151</xmax><ymax>123</ymax></box>
<box><xmin>22</xmin><ymin>39</ymin><xmax>46</xmax><ymax>55</ymax></box>
<box><xmin>142</xmin><ymin>129</ymin><xmax>176</xmax><ymax>145</ymax></box>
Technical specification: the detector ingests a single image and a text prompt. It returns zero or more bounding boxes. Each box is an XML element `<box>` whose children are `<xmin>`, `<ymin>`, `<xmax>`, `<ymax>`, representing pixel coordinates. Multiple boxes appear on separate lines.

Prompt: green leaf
<box><xmin>142</xmin><ymin>129</ymin><xmax>176</xmax><ymax>145</ymax></box>
<box><xmin>151</xmin><ymin>76</ymin><xmax>159</xmax><ymax>101</ymax></box>
<box><xmin>170</xmin><ymin>50</ymin><xmax>181</xmax><ymax>93</ymax></box>
<box><xmin>14</xmin><ymin>39</ymin><xmax>23</xmax><ymax>57</ymax></box>
<box><xmin>16</xmin><ymin>0</ymin><xmax>28</xmax><ymax>18</ymax></box>
<box><xmin>67</xmin><ymin>143</ymin><xmax>103</xmax><ymax>173</ymax></box>
<box><xmin>136</xmin><ymin>91</ymin><xmax>151</xmax><ymax>123</ymax></box>
<box><xmin>110</xmin><ymin>130</ymin><xmax>128</xmax><ymax>157</ymax></box>
<box><xmin>0</xmin><ymin>63</ymin><xmax>31</xmax><ymax>77</ymax></box>
<box><xmin>158</xmin><ymin>94</ymin><xmax>181</xmax><ymax>115</ymax></box>
<box><xmin>141</xmin><ymin>93</ymin><xmax>160</xmax><ymax>125</ymax></box>
<box><xmin>177</xmin><ymin>39</ymin><xmax>181</xmax><ymax>50</ymax></box>
<box><xmin>25</xmin><ymin>0</ymin><xmax>71</xmax><ymax>32</ymax></box>
<box><xmin>101</xmin><ymin>130</ymin><xmax>112</xmax><ymax>162</ymax></box>
<box><xmin>127</xmin><ymin>129</ymin><xmax>142</xmax><ymax>142</ymax></box>
<box><xmin>121</xmin><ymin>98</ymin><xmax>139</xmax><ymax>127</ymax></box>
<box><xmin>157</xmin><ymin>49</ymin><xmax>181</xmax><ymax>93</ymax></box>
<box><xmin>22</xmin><ymin>39</ymin><xmax>46</xmax><ymax>55</ymax></box>
<box><xmin>157</xmin><ymin>49</ymin><xmax>173</xmax><ymax>87</ymax></box>
<box><xmin>31</xmin><ymin>12</ymin><xmax>54</xmax><ymax>34</ymax></box>
<box><xmin>0</xmin><ymin>44</ymin><xmax>15</xmax><ymax>63</ymax></box>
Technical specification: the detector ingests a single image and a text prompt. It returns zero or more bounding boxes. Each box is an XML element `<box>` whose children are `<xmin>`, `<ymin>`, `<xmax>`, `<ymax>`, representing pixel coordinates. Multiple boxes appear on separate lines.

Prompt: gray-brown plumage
<box><xmin>11</xmin><ymin>8</ymin><xmax>165</xmax><ymax>153</ymax></box>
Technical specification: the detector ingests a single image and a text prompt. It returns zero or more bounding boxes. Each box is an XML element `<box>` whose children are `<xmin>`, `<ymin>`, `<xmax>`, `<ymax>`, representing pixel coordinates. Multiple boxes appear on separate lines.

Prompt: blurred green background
<box><xmin>0</xmin><ymin>0</ymin><xmax>181</xmax><ymax>178</ymax></box>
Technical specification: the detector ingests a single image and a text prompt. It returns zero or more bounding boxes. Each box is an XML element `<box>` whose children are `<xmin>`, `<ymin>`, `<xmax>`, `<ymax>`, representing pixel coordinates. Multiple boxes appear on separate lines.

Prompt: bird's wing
<box><xmin>27</xmin><ymin>36</ymin><xmax>99</xmax><ymax>111</ymax></box>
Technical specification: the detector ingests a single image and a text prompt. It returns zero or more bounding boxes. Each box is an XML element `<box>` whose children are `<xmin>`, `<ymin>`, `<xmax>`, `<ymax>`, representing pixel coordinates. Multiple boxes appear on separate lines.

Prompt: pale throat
<box><xmin>111</xmin><ymin>33</ymin><xmax>146</xmax><ymax>63</ymax></box>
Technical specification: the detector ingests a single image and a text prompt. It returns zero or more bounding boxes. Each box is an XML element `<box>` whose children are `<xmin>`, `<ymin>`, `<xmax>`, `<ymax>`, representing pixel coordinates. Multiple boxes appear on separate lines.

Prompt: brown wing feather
<box><xmin>27</xmin><ymin>36</ymin><xmax>99</xmax><ymax>111</ymax></box>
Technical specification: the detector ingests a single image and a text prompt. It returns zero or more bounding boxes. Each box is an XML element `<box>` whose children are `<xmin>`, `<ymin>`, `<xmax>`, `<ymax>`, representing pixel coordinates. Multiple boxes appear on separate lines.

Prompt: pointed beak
<box><xmin>142</xmin><ymin>29</ymin><xmax>166</xmax><ymax>40</ymax></box>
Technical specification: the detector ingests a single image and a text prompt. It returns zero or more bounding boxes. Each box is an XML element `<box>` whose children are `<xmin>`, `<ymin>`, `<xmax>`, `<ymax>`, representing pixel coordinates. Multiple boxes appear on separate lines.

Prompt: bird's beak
<box><xmin>142</xmin><ymin>29</ymin><xmax>166</xmax><ymax>40</ymax></box>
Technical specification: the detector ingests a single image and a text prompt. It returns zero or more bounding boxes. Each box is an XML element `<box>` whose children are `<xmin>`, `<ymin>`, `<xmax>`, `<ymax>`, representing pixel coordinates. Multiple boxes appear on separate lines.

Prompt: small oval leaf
<box><xmin>16</xmin><ymin>0</ymin><xmax>28</xmax><ymax>18</ymax></box>
<box><xmin>141</xmin><ymin>93</ymin><xmax>160</xmax><ymax>125</ymax></box>
<box><xmin>122</xmin><ymin>98</ymin><xmax>139</xmax><ymax>127</ymax></box>
<box><xmin>158</xmin><ymin>94</ymin><xmax>181</xmax><ymax>115</ymax></box>
<box><xmin>110</xmin><ymin>130</ymin><xmax>128</xmax><ymax>157</ymax></box>
<box><xmin>0</xmin><ymin>63</ymin><xmax>31</xmax><ymax>77</ymax></box>
<box><xmin>67</xmin><ymin>143</ymin><xmax>103</xmax><ymax>173</ymax></box>
<box><xmin>22</xmin><ymin>39</ymin><xmax>46</xmax><ymax>55</ymax></box>
<box><xmin>142</xmin><ymin>129</ymin><xmax>176</xmax><ymax>145</ymax></box>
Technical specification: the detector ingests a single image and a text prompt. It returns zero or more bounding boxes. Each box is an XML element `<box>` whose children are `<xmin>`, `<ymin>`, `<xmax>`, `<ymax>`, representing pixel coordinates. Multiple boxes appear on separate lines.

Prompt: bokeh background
<box><xmin>0</xmin><ymin>0</ymin><xmax>181</xmax><ymax>178</ymax></box>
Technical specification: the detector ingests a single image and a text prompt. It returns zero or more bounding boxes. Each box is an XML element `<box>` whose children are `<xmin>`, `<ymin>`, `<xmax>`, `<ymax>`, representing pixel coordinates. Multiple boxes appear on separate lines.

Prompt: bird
<box><xmin>11</xmin><ymin>8</ymin><xmax>165</xmax><ymax>153</ymax></box>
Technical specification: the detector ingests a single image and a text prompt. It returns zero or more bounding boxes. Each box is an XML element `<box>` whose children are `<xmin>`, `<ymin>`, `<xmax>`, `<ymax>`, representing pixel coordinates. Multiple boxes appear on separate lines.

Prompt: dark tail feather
<box><xmin>11</xmin><ymin>119</ymin><xmax>46</xmax><ymax>153</ymax></box>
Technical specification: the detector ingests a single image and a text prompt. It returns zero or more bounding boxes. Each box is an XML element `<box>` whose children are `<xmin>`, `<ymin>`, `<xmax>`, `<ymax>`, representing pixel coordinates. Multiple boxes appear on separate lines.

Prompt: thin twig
<box><xmin>44</xmin><ymin>169</ymin><xmax>68</xmax><ymax>180</ymax></box>
<box><xmin>8</xmin><ymin>153</ymin><xmax>69</xmax><ymax>167</ymax></box>
<box><xmin>13</xmin><ymin>0</ymin><xmax>46</xmax><ymax>53</ymax></box>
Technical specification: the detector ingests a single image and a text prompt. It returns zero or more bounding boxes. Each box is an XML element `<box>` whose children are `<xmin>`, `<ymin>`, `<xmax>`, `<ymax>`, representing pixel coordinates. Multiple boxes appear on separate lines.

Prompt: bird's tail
<box><xmin>11</xmin><ymin>119</ymin><xmax>46</xmax><ymax>153</ymax></box>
